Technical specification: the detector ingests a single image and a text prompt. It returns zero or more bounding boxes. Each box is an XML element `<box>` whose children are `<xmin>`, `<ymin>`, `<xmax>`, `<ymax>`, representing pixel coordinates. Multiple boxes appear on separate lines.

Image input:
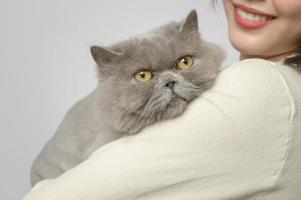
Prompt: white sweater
<box><xmin>23</xmin><ymin>58</ymin><xmax>301</xmax><ymax>200</ymax></box>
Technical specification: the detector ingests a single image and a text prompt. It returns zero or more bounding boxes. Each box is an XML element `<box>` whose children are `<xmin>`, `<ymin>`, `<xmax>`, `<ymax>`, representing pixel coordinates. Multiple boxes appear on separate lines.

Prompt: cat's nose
<box><xmin>164</xmin><ymin>80</ymin><xmax>177</xmax><ymax>89</ymax></box>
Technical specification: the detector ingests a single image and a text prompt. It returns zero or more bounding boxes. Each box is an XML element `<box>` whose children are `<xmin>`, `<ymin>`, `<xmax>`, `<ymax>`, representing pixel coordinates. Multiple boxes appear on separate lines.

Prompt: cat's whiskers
<box><xmin>145</xmin><ymin>109</ymin><xmax>157</xmax><ymax>128</ymax></box>
<box><xmin>125</xmin><ymin>82</ymin><xmax>206</xmax><ymax>135</ymax></box>
<box><xmin>128</xmin><ymin>96</ymin><xmax>158</xmax><ymax>134</ymax></box>
<box><xmin>137</xmin><ymin>95</ymin><xmax>164</xmax><ymax>129</ymax></box>
<box><xmin>130</xmin><ymin>113</ymin><xmax>146</xmax><ymax>134</ymax></box>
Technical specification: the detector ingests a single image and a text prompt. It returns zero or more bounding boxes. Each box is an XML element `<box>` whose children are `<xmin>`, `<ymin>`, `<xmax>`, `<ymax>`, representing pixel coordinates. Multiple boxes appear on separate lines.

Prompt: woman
<box><xmin>23</xmin><ymin>1</ymin><xmax>301</xmax><ymax>199</ymax></box>
<box><xmin>223</xmin><ymin>0</ymin><xmax>301</xmax><ymax>66</ymax></box>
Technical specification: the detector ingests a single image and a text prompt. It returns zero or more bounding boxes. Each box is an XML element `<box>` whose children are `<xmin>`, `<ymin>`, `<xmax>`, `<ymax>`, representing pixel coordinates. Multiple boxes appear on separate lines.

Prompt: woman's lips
<box><xmin>233</xmin><ymin>3</ymin><xmax>277</xmax><ymax>29</ymax></box>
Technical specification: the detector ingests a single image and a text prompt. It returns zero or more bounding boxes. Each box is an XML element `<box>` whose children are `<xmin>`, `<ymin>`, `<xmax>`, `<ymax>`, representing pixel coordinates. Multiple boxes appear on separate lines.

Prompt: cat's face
<box><xmin>91</xmin><ymin>10</ymin><xmax>225</xmax><ymax>134</ymax></box>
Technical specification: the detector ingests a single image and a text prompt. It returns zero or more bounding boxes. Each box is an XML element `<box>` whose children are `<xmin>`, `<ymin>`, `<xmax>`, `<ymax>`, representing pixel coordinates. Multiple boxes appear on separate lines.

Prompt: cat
<box><xmin>30</xmin><ymin>10</ymin><xmax>225</xmax><ymax>186</ymax></box>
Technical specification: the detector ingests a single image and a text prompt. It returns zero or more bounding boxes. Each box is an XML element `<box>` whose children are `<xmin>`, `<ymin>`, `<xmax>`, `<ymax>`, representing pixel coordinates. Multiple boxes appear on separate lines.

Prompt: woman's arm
<box><xmin>23</xmin><ymin>59</ymin><xmax>294</xmax><ymax>200</ymax></box>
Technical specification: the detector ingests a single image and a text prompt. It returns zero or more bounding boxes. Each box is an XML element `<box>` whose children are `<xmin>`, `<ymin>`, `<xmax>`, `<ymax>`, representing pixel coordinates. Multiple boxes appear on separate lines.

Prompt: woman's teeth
<box><xmin>236</xmin><ymin>7</ymin><xmax>272</xmax><ymax>22</ymax></box>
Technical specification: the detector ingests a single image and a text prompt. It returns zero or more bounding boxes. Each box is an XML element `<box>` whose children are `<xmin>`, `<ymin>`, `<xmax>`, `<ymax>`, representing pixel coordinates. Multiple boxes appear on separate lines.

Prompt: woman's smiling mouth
<box><xmin>233</xmin><ymin>2</ymin><xmax>277</xmax><ymax>29</ymax></box>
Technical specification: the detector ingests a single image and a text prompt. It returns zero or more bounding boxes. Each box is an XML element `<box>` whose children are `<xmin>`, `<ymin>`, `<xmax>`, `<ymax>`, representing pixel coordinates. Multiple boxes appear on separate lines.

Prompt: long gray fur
<box><xmin>30</xmin><ymin>10</ymin><xmax>225</xmax><ymax>186</ymax></box>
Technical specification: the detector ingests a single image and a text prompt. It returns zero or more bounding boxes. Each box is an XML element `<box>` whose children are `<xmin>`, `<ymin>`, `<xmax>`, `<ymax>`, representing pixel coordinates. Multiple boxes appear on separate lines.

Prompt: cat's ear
<box><xmin>90</xmin><ymin>46</ymin><xmax>122</xmax><ymax>66</ymax></box>
<box><xmin>179</xmin><ymin>10</ymin><xmax>199</xmax><ymax>37</ymax></box>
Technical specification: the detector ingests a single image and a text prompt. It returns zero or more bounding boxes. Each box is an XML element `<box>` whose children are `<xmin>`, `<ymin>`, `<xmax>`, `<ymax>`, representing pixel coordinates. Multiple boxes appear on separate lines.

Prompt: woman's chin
<box><xmin>229</xmin><ymin>36</ymin><xmax>270</xmax><ymax>59</ymax></box>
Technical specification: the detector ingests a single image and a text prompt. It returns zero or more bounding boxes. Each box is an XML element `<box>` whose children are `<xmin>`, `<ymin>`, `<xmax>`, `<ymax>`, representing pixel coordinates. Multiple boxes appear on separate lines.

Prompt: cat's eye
<box><xmin>134</xmin><ymin>70</ymin><xmax>153</xmax><ymax>82</ymax></box>
<box><xmin>176</xmin><ymin>56</ymin><xmax>193</xmax><ymax>69</ymax></box>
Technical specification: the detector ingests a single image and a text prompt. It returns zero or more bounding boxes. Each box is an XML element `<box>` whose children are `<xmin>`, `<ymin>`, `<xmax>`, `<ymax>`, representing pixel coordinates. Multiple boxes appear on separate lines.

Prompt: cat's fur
<box><xmin>30</xmin><ymin>10</ymin><xmax>225</xmax><ymax>186</ymax></box>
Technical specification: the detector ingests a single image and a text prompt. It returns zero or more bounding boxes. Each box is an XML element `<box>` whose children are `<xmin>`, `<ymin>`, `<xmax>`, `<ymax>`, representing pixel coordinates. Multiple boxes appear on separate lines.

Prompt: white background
<box><xmin>0</xmin><ymin>0</ymin><xmax>238</xmax><ymax>199</ymax></box>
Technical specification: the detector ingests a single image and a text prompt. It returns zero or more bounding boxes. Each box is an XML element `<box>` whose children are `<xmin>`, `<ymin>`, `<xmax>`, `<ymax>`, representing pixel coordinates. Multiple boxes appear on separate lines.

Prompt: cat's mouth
<box><xmin>171</xmin><ymin>91</ymin><xmax>188</xmax><ymax>102</ymax></box>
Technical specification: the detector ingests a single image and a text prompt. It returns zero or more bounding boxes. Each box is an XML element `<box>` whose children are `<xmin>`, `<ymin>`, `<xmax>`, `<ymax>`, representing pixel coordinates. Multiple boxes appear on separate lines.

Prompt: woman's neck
<box><xmin>240</xmin><ymin>49</ymin><xmax>298</xmax><ymax>62</ymax></box>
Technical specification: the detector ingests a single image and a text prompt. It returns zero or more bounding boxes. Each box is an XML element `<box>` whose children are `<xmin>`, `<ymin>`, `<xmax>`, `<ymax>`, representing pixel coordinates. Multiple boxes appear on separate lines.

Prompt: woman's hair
<box><xmin>284</xmin><ymin>47</ymin><xmax>301</xmax><ymax>71</ymax></box>
<box><xmin>210</xmin><ymin>0</ymin><xmax>301</xmax><ymax>70</ymax></box>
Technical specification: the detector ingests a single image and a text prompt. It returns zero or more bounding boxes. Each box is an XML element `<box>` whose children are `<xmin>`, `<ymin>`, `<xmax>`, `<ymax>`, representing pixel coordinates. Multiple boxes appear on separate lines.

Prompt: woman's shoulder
<box><xmin>214</xmin><ymin>58</ymin><xmax>296</xmax><ymax>100</ymax></box>
<box><xmin>219</xmin><ymin>58</ymin><xmax>282</xmax><ymax>86</ymax></box>
<box><xmin>205</xmin><ymin>58</ymin><xmax>296</xmax><ymax>132</ymax></box>
<box><xmin>219</xmin><ymin>58</ymin><xmax>301</xmax><ymax>85</ymax></box>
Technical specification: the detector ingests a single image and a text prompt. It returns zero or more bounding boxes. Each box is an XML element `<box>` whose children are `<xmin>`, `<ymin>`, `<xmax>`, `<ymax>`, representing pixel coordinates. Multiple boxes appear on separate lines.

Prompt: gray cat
<box><xmin>30</xmin><ymin>10</ymin><xmax>225</xmax><ymax>186</ymax></box>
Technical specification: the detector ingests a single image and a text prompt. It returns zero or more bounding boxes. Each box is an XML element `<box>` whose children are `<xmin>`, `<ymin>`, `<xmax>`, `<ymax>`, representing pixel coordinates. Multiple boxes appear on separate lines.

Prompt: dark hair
<box><xmin>210</xmin><ymin>0</ymin><xmax>301</xmax><ymax>71</ymax></box>
<box><xmin>284</xmin><ymin>47</ymin><xmax>301</xmax><ymax>72</ymax></box>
